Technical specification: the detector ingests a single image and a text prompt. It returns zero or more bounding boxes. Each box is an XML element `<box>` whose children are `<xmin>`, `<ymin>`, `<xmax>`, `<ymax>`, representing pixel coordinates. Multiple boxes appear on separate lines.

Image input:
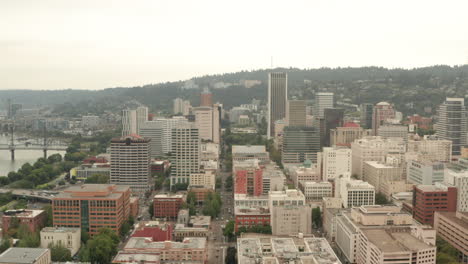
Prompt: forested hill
<box><xmin>1</xmin><ymin>65</ymin><xmax>467</xmax><ymax>117</ymax></box>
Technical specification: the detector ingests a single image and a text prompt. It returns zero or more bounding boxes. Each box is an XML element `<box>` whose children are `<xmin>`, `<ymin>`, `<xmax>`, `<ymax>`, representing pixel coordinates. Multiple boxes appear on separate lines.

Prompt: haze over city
<box><xmin>1</xmin><ymin>0</ymin><xmax>468</xmax><ymax>90</ymax></box>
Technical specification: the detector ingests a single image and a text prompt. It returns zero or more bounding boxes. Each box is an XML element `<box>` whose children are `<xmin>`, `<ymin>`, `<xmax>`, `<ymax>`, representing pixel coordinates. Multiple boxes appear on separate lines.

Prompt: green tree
<box><xmin>375</xmin><ymin>193</ymin><xmax>389</xmax><ymax>205</ymax></box>
<box><xmin>225</xmin><ymin>176</ymin><xmax>233</xmax><ymax>191</ymax></box>
<box><xmin>85</xmin><ymin>228</ymin><xmax>119</xmax><ymax>264</ymax></box>
<box><xmin>148</xmin><ymin>202</ymin><xmax>154</xmax><ymax>218</ymax></box>
<box><xmin>49</xmin><ymin>242</ymin><xmax>72</xmax><ymax>262</ymax></box>
<box><xmin>42</xmin><ymin>205</ymin><xmax>53</xmax><ymax>227</ymax></box>
<box><xmin>120</xmin><ymin>222</ymin><xmax>131</xmax><ymax>238</ymax></box>
<box><xmin>17</xmin><ymin>231</ymin><xmax>40</xmax><ymax>248</ymax></box>
<box><xmin>312</xmin><ymin>207</ymin><xmax>322</xmax><ymax>228</ymax></box>
<box><xmin>223</xmin><ymin>220</ymin><xmax>235</xmax><ymax>240</ymax></box>
<box><xmin>0</xmin><ymin>236</ymin><xmax>11</xmax><ymax>254</ymax></box>
<box><xmin>85</xmin><ymin>174</ymin><xmax>109</xmax><ymax>184</ymax></box>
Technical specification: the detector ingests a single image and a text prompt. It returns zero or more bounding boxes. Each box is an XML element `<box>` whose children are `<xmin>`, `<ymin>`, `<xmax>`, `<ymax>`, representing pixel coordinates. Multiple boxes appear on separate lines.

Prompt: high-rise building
<box><xmin>360</xmin><ymin>103</ymin><xmax>373</xmax><ymax>129</ymax></box>
<box><xmin>444</xmin><ymin>159</ymin><xmax>468</xmax><ymax>212</ymax></box>
<box><xmin>233</xmin><ymin>159</ymin><xmax>263</xmax><ymax>196</ymax></box>
<box><xmin>407</xmin><ymin>160</ymin><xmax>445</xmax><ymax>185</ymax></box>
<box><xmin>110</xmin><ymin>134</ymin><xmax>151</xmax><ymax>193</ymax></box>
<box><xmin>324</xmin><ymin>108</ymin><xmax>344</xmax><ymax>146</ymax></box>
<box><xmin>173</xmin><ymin>98</ymin><xmax>192</xmax><ymax>115</ymax></box>
<box><xmin>287</xmin><ymin>100</ymin><xmax>307</xmax><ymax>127</ymax></box>
<box><xmin>322</xmin><ymin>147</ymin><xmax>352</xmax><ymax>181</ymax></box>
<box><xmin>337</xmin><ymin>177</ymin><xmax>375</xmax><ymax>208</ymax></box>
<box><xmin>192</xmin><ymin>105</ymin><xmax>220</xmax><ymax>143</ymax></box>
<box><xmin>200</xmin><ymin>88</ymin><xmax>213</xmax><ymax>107</ymax></box>
<box><xmin>330</xmin><ymin>123</ymin><xmax>372</xmax><ymax>147</ymax></box>
<box><xmin>372</xmin><ymin>102</ymin><xmax>396</xmax><ymax>135</ymax></box>
<box><xmin>313</xmin><ymin>92</ymin><xmax>334</xmax><ymax>118</ymax></box>
<box><xmin>139</xmin><ymin>122</ymin><xmax>164</xmax><ymax>157</ymax></box>
<box><xmin>282</xmin><ymin>126</ymin><xmax>321</xmax><ymax>164</ymax></box>
<box><xmin>52</xmin><ymin>184</ymin><xmax>131</xmax><ymax>235</ymax></box>
<box><xmin>413</xmin><ymin>184</ymin><xmax>457</xmax><ymax>225</ymax></box>
<box><xmin>435</xmin><ymin>97</ymin><xmax>467</xmax><ymax>156</ymax></box>
<box><xmin>267</xmin><ymin>72</ymin><xmax>288</xmax><ymax>138</ymax></box>
<box><xmin>122</xmin><ymin>106</ymin><xmax>148</xmax><ymax>136</ymax></box>
<box><xmin>170</xmin><ymin>124</ymin><xmax>200</xmax><ymax>187</ymax></box>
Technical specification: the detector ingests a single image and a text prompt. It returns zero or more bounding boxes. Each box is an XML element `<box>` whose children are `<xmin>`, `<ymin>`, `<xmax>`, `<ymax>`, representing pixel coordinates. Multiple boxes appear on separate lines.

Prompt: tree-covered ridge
<box><xmin>1</xmin><ymin>65</ymin><xmax>466</xmax><ymax>116</ymax></box>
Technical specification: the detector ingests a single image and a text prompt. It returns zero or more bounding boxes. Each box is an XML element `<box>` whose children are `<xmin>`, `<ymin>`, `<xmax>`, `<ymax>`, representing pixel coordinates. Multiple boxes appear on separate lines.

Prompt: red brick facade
<box><xmin>235</xmin><ymin>168</ymin><xmax>263</xmax><ymax>197</ymax></box>
<box><xmin>413</xmin><ymin>185</ymin><xmax>457</xmax><ymax>225</ymax></box>
<box><xmin>2</xmin><ymin>210</ymin><xmax>46</xmax><ymax>235</ymax></box>
<box><xmin>234</xmin><ymin>208</ymin><xmax>270</xmax><ymax>232</ymax></box>
<box><xmin>153</xmin><ymin>195</ymin><xmax>184</xmax><ymax>219</ymax></box>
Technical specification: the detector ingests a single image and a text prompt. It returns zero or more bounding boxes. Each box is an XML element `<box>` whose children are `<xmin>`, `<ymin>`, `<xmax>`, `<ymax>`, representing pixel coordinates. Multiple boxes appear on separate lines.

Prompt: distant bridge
<box><xmin>0</xmin><ymin>188</ymin><xmax>60</xmax><ymax>202</ymax></box>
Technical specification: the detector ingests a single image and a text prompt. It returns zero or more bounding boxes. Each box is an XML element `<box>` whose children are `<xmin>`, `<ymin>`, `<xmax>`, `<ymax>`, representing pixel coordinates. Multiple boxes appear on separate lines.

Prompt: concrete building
<box><xmin>117</xmin><ymin>237</ymin><xmax>207</xmax><ymax>264</ymax></box>
<box><xmin>173</xmin><ymin>97</ymin><xmax>192</xmax><ymax>115</ymax></box>
<box><xmin>110</xmin><ymin>134</ymin><xmax>151</xmax><ymax>193</ymax></box>
<box><xmin>314</xmin><ymin>92</ymin><xmax>334</xmax><ymax>118</ymax></box>
<box><xmin>407</xmin><ymin>160</ymin><xmax>445</xmax><ymax>185</ymax></box>
<box><xmin>262</xmin><ymin>163</ymin><xmax>286</xmax><ymax>194</ymax></box>
<box><xmin>287</xmin><ymin>100</ymin><xmax>307</xmax><ymax>127</ymax></box>
<box><xmin>70</xmin><ymin>165</ymin><xmax>110</xmax><ymax>181</ymax></box>
<box><xmin>233</xmin><ymin>160</ymin><xmax>263</xmax><ymax>196</ymax></box>
<box><xmin>234</xmin><ymin>194</ymin><xmax>269</xmax><ymax>208</ymax></box>
<box><xmin>0</xmin><ymin>248</ymin><xmax>51</xmax><ymax>264</ymax></box>
<box><xmin>2</xmin><ymin>209</ymin><xmax>46</xmax><ymax>235</ymax></box>
<box><xmin>301</xmin><ymin>181</ymin><xmax>333</xmax><ymax>202</ymax></box>
<box><xmin>407</xmin><ymin>135</ymin><xmax>452</xmax><ymax>162</ymax></box>
<box><xmin>189</xmin><ymin>171</ymin><xmax>215</xmax><ymax>190</ymax></box>
<box><xmin>139</xmin><ymin>121</ymin><xmax>164</xmax><ymax>157</ymax></box>
<box><xmin>372</xmin><ymin>102</ymin><xmax>396</xmax><ymax>135</ymax></box>
<box><xmin>351</xmin><ymin>136</ymin><xmax>406</xmax><ymax>178</ymax></box>
<box><xmin>52</xmin><ymin>184</ymin><xmax>131</xmax><ymax>235</ymax></box>
<box><xmin>322</xmin><ymin>147</ymin><xmax>352</xmax><ymax>181</ymax></box>
<box><xmin>153</xmin><ymin>194</ymin><xmax>184</xmax><ymax>220</ymax></box>
<box><xmin>434</xmin><ymin>211</ymin><xmax>468</xmax><ymax>263</ymax></box>
<box><xmin>200</xmin><ymin>87</ymin><xmax>212</xmax><ymax>107</ymax></box>
<box><xmin>290</xmin><ymin>160</ymin><xmax>321</xmax><ymax>187</ymax></box>
<box><xmin>444</xmin><ymin>161</ymin><xmax>468</xmax><ymax>212</ymax></box>
<box><xmin>377</xmin><ymin>124</ymin><xmax>408</xmax><ymax>141</ymax></box>
<box><xmin>268</xmin><ymin>72</ymin><xmax>288</xmax><ymax>138</ymax></box>
<box><xmin>269</xmin><ymin>189</ymin><xmax>312</xmax><ymax>235</ymax></box>
<box><xmin>363</xmin><ymin>161</ymin><xmax>402</xmax><ymax>194</ymax></box>
<box><xmin>122</xmin><ymin>106</ymin><xmax>148</xmax><ymax>136</ymax></box>
<box><xmin>192</xmin><ymin>106</ymin><xmax>220</xmax><ymax>143</ymax></box>
<box><xmin>413</xmin><ymin>184</ymin><xmax>458</xmax><ymax>225</ymax></box>
<box><xmin>336</xmin><ymin>205</ymin><xmax>436</xmax><ymax>264</ymax></box>
<box><xmin>282</xmin><ymin>126</ymin><xmax>321</xmax><ymax>164</ymax></box>
<box><xmin>237</xmin><ymin>235</ymin><xmax>342</xmax><ymax>264</ymax></box>
<box><xmin>323</xmin><ymin>198</ymin><xmax>343</xmax><ymax>242</ymax></box>
<box><xmin>172</xmin><ymin>224</ymin><xmax>209</xmax><ymax>241</ymax></box>
<box><xmin>435</xmin><ymin>97</ymin><xmax>467</xmax><ymax>156</ymax></box>
<box><xmin>337</xmin><ymin>178</ymin><xmax>375</xmax><ymax>208</ymax></box>
<box><xmin>170</xmin><ymin>123</ymin><xmax>200</xmax><ymax>186</ymax></box>
<box><xmin>330</xmin><ymin>123</ymin><xmax>372</xmax><ymax>147</ymax></box>
<box><xmin>81</xmin><ymin>115</ymin><xmax>100</xmax><ymax>129</ymax></box>
<box><xmin>229</xmin><ymin>106</ymin><xmax>250</xmax><ymax>123</ymax></box>
<box><xmin>324</xmin><ymin>108</ymin><xmax>344</xmax><ymax>146</ymax></box>
<box><xmin>40</xmin><ymin>227</ymin><xmax>81</xmax><ymax>256</ymax></box>
<box><xmin>232</xmin><ymin>145</ymin><xmax>269</xmax><ymax>162</ymax></box>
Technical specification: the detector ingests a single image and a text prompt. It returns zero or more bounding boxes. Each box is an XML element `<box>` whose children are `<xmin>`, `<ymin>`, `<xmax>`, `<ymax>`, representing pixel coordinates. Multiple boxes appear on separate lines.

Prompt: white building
<box><xmin>170</xmin><ymin>123</ymin><xmax>200</xmax><ymax>187</ymax></box>
<box><xmin>444</xmin><ymin>160</ymin><xmax>468</xmax><ymax>212</ymax></box>
<box><xmin>407</xmin><ymin>135</ymin><xmax>452</xmax><ymax>162</ymax></box>
<box><xmin>338</xmin><ymin>178</ymin><xmax>375</xmax><ymax>208</ymax></box>
<box><xmin>121</xmin><ymin>106</ymin><xmax>148</xmax><ymax>136</ymax></box>
<box><xmin>232</xmin><ymin>145</ymin><xmax>270</xmax><ymax>162</ymax></box>
<box><xmin>290</xmin><ymin>161</ymin><xmax>321</xmax><ymax>187</ymax></box>
<box><xmin>363</xmin><ymin>161</ymin><xmax>402</xmax><ymax>195</ymax></box>
<box><xmin>141</xmin><ymin>117</ymin><xmax>189</xmax><ymax>155</ymax></box>
<box><xmin>351</xmin><ymin>136</ymin><xmax>406</xmax><ymax>178</ymax></box>
<box><xmin>234</xmin><ymin>194</ymin><xmax>269</xmax><ymax>208</ymax></box>
<box><xmin>322</xmin><ymin>147</ymin><xmax>352</xmax><ymax>181</ymax></box>
<box><xmin>173</xmin><ymin>98</ymin><xmax>191</xmax><ymax>115</ymax></box>
<box><xmin>192</xmin><ymin>106</ymin><xmax>220</xmax><ymax>143</ymax></box>
<box><xmin>40</xmin><ymin>227</ymin><xmax>81</xmax><ymax>256</ymax></box>
<box><xmin>313</xmin><ymin>92</ymin><xmax>334</xmax><ymax>118</ymax></box>
<box><xmin>189</xmin><ymin>171</ymin><xmax>215</xmax><ymax>190</ymax></box>
<box><xmin>407</xmin><ymin>160</ymin><xmax>445</xmax><ymax>185</ymax></box>
<box><xmin>302</xmin><ymin>181</ymin><xmax>333</xmax><ymax>202</ymax></box>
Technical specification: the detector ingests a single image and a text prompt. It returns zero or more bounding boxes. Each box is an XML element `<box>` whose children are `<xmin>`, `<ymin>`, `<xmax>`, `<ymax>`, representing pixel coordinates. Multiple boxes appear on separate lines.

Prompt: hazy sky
<box><xmin>1</xmin><ymin>0</ymin><xmax>468</xmax><ymax>90</ymax></box>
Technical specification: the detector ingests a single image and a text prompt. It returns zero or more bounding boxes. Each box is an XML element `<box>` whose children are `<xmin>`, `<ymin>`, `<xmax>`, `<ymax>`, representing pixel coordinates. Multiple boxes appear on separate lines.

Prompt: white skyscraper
<box><xmin>170</xmin><ymin>123</ymin><xmax>201</xmax><ymax>187</ymax></box>
<box><xmin>313</xmin><ymin>92</ymin><xmax>334</xmax><ymax>118</ymax></box>
<box><xmin>435</xmin><ymin>98</ymin><xmax>467</xmax><ymax>156</ymax></box>
<box><xmin>267</xmin><ymin>72</ymin><xmax>288</xmax><ymax>139</ymax></box>
<box><xmin>121</xmin><ymin>106</ymin><xmax>148</xmax><ymax>136</ymax></box>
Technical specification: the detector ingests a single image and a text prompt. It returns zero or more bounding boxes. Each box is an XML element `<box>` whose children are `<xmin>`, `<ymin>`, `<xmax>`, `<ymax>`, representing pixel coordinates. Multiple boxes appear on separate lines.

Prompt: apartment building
<box><xmin>170</xmin><ymin>123</ymin><xmax>200</xmax><ymax>186</ymax></box>
<box><xmin>52</xmin><ymin>184</ymin><xmax>131</xmax><ymax>235</ymax></box>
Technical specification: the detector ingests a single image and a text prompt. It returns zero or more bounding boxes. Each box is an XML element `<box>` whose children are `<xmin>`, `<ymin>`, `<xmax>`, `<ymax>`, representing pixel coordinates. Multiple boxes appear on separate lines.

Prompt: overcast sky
<box><xmin>1</xmin><ymin>0</ymin><xmax>468</xmax><ymax>90</ymax></box>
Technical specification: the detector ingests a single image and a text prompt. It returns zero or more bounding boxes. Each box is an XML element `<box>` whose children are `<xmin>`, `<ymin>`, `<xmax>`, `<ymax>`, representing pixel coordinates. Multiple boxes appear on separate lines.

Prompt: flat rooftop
<box><xmin>232</xmin><ymin>145</ymin><xmax>267</xmax><ymax>154</ymax></box>
<box><xmin>56</xmin><ymin>184</ymin><xmax>129</xmax><ymax>199</ymax></box>
<box><xmin>0</xmin><ymin>247</ymin><xmax>49</xmax><ymax>264</ymax></box>
<box><xmin>3</xmin><ymin>209</ymin><xmax>44</xmax><ymax>218</ymax></box>
<box><xmin>113</xmin><ymin>252</ymin><xmax>161</xmax><ymax>263</ymax></box>
<box><xmin>365</xmin><ymin>161</ymin><xmax>397</xmax><ymax>169</ymax></box>
<box><xmin>362</xmin><ymin>229</ymin><xmax>433</xmax><ymax>252</ymax></box>
<box><xmin>154</xmin><ymin>193</ymin><xmax>184</xmax><ymax>199</ymax></box>
<box><xmin>125</xmin><ymin>237</ymin><xmax>206</xmax><ymax>250</ymax></box>
<box><xmin>41</xmin><ymin>227</ymin><xmax>80</xmax><ymax>233</ymax></box>
<box><xmin>436</xmin><ymin>211</ymin><xmax>468</xmax><ymax>229</ymax></box>
<box><xmin>416</xmin><ymin>184</ymin><xmax>448</xmax><ymax>192</ymax></box>
<box><xmin>189</xmin><ymin>216</ymin><xmax>211</xmax><ymax>226</ymax></box>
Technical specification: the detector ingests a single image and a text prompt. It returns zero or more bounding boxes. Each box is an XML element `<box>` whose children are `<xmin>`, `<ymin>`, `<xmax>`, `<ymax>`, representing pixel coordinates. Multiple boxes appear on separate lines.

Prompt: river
<box><xmin>0</xmin><ymin>134</ymin><xmax>66</xmax><ymax>177</ymax></box>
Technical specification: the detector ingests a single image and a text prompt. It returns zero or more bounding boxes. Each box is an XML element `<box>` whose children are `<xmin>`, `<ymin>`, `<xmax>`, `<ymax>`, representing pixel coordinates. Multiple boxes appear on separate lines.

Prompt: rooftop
<box><xmin>362</xmin><ymin>229</ymin><xmax>433</xmax><ymax>252</ymax></box>
<box><xmin>232</xmin><ymin>145</ymin><xmax>267</xmax><ymax>154</ymax></box>
<box><xmin>0</xmin><ymin>248</ymin><xmax>49</xmax><ymax>264</ymax></box>
<box><xmin>124</xmin><ymin>237</ymin><xmax>206</xmax><ymax>250</ymax></box>
<box><xmin>416</xmin><ymin>184</ymin><xmax>449</xmax><ymax>192</ymax></box>
<box><xmin>154</xmin><ymin>193</ymin><xmax>185</xmax><ymax>199</ymax></box>
<box><xmin>41</xmin><ymin>227</ymin><xmax>80</xmax><ymax>233</ymax></box>
<box><xmin>436</xmin><ymin>211</ymin><xmax>468</xmax><ymax>229</ymax></box>
<box><xmin>3</xmin><ymin>209</ymin><xmax>44</xmax><ymax>218</ymax></box>
<box><xmin>56</xmin><ymin>184</ymin><xmax>129</xmax><ymax>199</ymax></box>
<box><xmin>113</xmin><ymin>252</ymin><xmax>161</xmax><ymax>263</ymax></box>
<box><xmin>189</xmin><ymin>216</ymin><xmax>211</xmax><ymax>226</ymax></box>
<box><xmin>365</xmin><ymin>161</ymin><xmax>397</xmax><ymax>169</ymax></box>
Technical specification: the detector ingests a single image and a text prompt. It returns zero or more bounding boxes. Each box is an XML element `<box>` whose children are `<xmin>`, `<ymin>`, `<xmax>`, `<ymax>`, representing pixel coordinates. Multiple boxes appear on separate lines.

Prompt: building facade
<box><xmin>434</xmin><ymin>211</ymin><xmax>468</xmax><ymax>263</ymax></box>
<box><xmin>153</xmin><ymin>194</ymin><xmax>184</xmax><ymax>219</ymax></box>
<box><xmin>40</xmin><ymin>227</ymin><xmax>81</xmax><ymax>256</ymax></box>
<box><xmin>435</xmin><ymin>97</ymin><xmax>467</xmax><ymax>156</ymax></box>
<box><xmin>372</xmin><ymin>102</ymin><xmax>396</xmax><ymax>135</ymax></box>
<box><xmin>287</xmin><ymin>100</ymin><xmax>307</xmax><ymax>127</ymax></box>
<box><xmin>282</xmin><ymin>126</ymin><xmax>321</xmax><ymax>164</ymax></box>
<box><xmin>313</xmin><ymin>92</ymin><xmax>334</xmax><ymax>118</ymax></box>
<box><xmin>170</xmin><ymin>124</ymin><xmax>200</xmax><ymax>186</ymax></box>
<box><xmin>322</xmin><ymin>147</ymin><xmax>352</xmax><ymax>181</ymax></box>
<box><xmin>267</xmin><ymin>72</ymin><xmax>288</xmax><ymax>138</ymax></box>
<box><xmin>2</xmin><ymin>209</ymin><xmax>46</xmax><ymax>235</ymax></box>
<box><xmin>413</xmin><ymin>184</ymin><xmax>457</xmax><ymax>225</ymax></box>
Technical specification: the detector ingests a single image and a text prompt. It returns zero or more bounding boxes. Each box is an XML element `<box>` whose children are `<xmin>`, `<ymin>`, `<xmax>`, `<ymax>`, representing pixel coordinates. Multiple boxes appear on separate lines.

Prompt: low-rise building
<box><xmin>173</xmin><ymin>224</ymin><xmax>209</xmax><ymax>241</ymax></box>
<box><xmin>40</xmin><ymin>227</ymin><xmax>81</xmax><ymax>256</ymax></box>
<box><xmin>189</xmin><ymin>216</ymin><xmax>211</xmax><ymax>228</ymax></box>
<box><xmin>153</xmin><ymin>194</ymin><xmax>184</xmax><ymax>220</ymax></box>
<box><xmin>70</xmin><ymin>165</ymin><xmax>110</xmax><ymax>181</ymax></box>
<box><xmin>189</xmin><ymin>170</ymin><xmax>215</xmax><ymax>190</ymax></box>
<box><xmin>434</xmin><ymin>211</ymin><xmax>468</xmax><ymax>263</ymax></box>
<box><xmin>232</xmin><ymin>145</ymin><xmax>269</xmax><ymax>162</ymax></box>
<box><xmin>290</xmin><ymin>160</ymin><xmax>321</xmax><ymax>187</ymax></box>
<box><xmin>413</xmin><ymin>184</ymin><xmax>458</xmax><ymax>225</ymax></box>
<box><xmin>0</xmin><ymin>248</ymin><xmax>51</xmax><ymax>264</ymax></box>
<box><xmin>235</xmin><ymin>207</ymin><xmax>270</xmax><ymax>232</ymax></box>
<box><xmin>234</xmin><ymin>194</ymin><xmax>269</xmax><ymax>208</ymax></box>
<box><xmin>2</xmin><ymin>209</ymin><xmax>46</xmax><ymax>235</ymax></box>
<box><xmin>301</xmin><ymin>181</ymin><xmax>333</xmax><ymax>202</ymax></box>
<box><xmin>337</xmin><ymin>178</ymin><xmax>375</xmax><ymax>208</ymax></box>
<box><xmin>187</xmin><ymin>186</ymin><xmax>214</xmax><ymax>205</ymax></box>
<box><xmin>132</xmin><ymin>221</ymin><xmax>173</xmax><ymax>242</ymax></box>
<box><xmin>407</xmin><ymin>160</ymin><xmax>445</xmax><ymax>185</ymax></box>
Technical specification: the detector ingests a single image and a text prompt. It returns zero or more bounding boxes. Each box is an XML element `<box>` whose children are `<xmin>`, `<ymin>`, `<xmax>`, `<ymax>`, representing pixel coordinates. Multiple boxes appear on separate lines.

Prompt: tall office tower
<box><xmin>372</xmin><ymin>102</ymin><xmax>396</xmax><ymax>135</ymax></box>
<box><xmin>324</xmin><ymin>108</ymin><xmax>344</xmax><ymax>147</ymax></box>
<box><xmin>360</xmin><ymin>103</ymin><xmax>373</xmax><ymax>129</ymax></box>
<box><xmin>110</xmin><ymin>135</ymin><xmax>151</xmax><ymax>194</ymax></box>
<box><xmin>282</xmin><ymin>126</ymin><xmax>321</xmax><ymax>164</ymax></box>
<box><xmin>139</xmin><ymin>122</ymin><xmax>164</xmax><ymax>157</ymax></box>
<box><xmin>192</xmin><ymin>106</ymin><xmax>213</xmax><ymax>142</ymax></box>
<box><xmin>212</xmin><ymin>104</ymin><xmax>221</xmax><ymax>144</ymax></box>
<box><xmin>122</xmin><ymin>106</ymin><xmax>148</xmax><ymax>136</ymax></box>
<box><xmin>322</xmin><ymin>147</ymin><xmax>352</xmax><ymax>181</ymax></box>
<box><xmin>287</xmin><ymin>100</ymin><xmax>307</xmax><ymax>127</ymax></box>
<box><xmin>173</xmin><ymin>98</ymin><xmax>192</xmax><ymax>115</ymax></box>
<box><xmin>313</xmin><ymin>92</ymin><xmax>334</xmax><ymax>118</ymax></box>
<box><xmin>170</xmin><ymin>124</ymin><xmax>200</xmax><ymax>187</ymax></box>
<box><xmin>200</xmin><ymin>87</ymin><xmax>213</xmax><ymax>107</ymax></box>
<box><xmin>435</xmin><ymin>98</ymin><xmax>467</xmax><ymax>156</ymax></box>
<box><xmin>267</xmin><ymin>72</ymin><xmax>288</xmax><ymax>138</ymax></box>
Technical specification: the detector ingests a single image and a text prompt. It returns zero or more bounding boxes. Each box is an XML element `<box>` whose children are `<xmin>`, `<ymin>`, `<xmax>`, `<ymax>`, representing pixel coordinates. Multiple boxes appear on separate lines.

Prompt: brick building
<box><xmin>234</xmin><ymin>207</ymin><xmax>270</xmax><ymax>232</ymax></box>
<box><xmin>413</xmin><ymin>184</ymin><xmax>457</xmax><ymax>225</ymax></box>
<box><xmin>234</xmin><ymin>165</ymin><xmax>263</xmax><ymax>196</ymax></box>
<box><xmin>2</xmin><ymin>209</ymin><xmax>46</xmax><ymax>235</ymax></box>
<box><xmin>52</xmin><ymin>184</ymin><xmax>131</xmax><ymax>236</ymax></box>
<box><xmin>153</xmin><ymin>194</ymin><xmax>184</xmax><ymax>219</ymax></box>
<box><xmin>132</xmin><ymin>221</ymin><xmax>173</xmax><ymax>242</ymax></box>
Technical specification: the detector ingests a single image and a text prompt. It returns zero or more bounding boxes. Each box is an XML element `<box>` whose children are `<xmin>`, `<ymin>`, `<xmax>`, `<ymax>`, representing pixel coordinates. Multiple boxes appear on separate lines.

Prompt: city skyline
<box><xmin>1</xmin><ymin>0</ymin><xmax>468</xmax><ymax>90</ymax></box>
